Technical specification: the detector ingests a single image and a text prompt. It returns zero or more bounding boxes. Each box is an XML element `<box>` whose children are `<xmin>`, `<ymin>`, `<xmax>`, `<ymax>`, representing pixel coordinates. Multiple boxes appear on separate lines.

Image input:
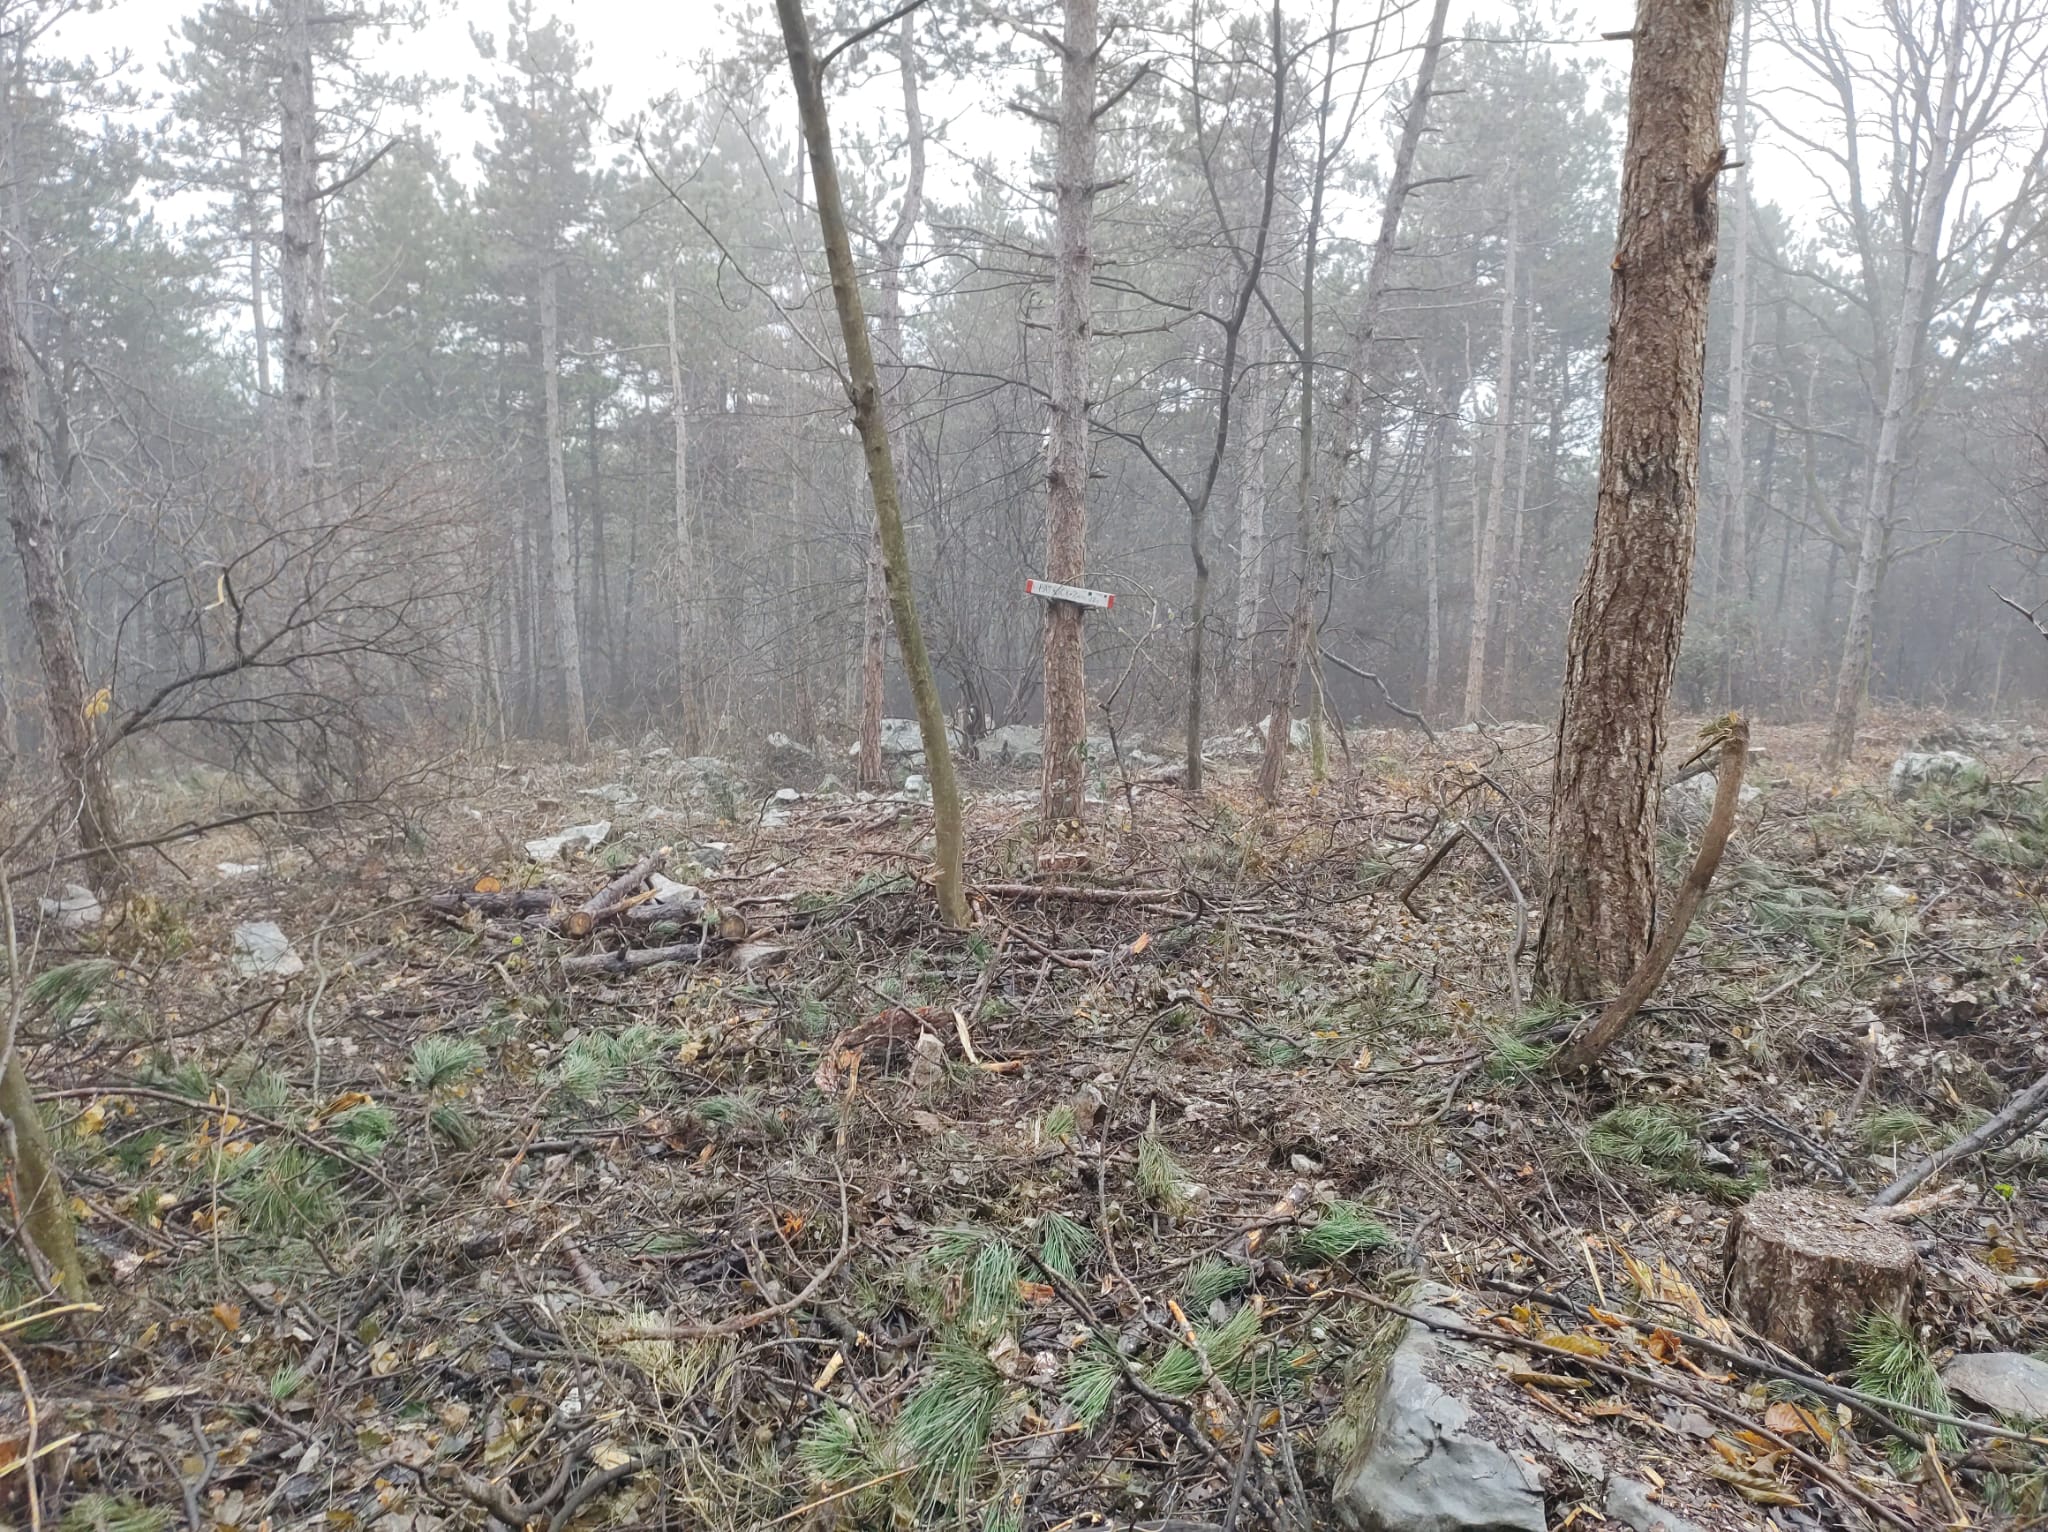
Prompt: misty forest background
<box><xmin>2</xmin><ymin>0</ymin><xmax>2046</xmax><ymax>808</ymax></box>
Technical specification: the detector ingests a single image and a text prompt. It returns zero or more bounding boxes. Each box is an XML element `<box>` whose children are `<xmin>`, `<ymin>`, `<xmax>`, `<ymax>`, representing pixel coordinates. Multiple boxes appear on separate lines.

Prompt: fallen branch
<box><xmin>426</xmin><ymin>887</ymin><xmax>560</xmax><ymax>920</ymax></box>
<box><xmin>1874</xmin><ymin>1065</ymin><xmax>2048</xmax><ymax>1207</ymax></box>
<box><xmin>1484</xmin><ymin>1278</ymin><xmax>2048</xmax><ymax>1451</ymax></box>
<box><xmin>975</xmin><ymin>883</ymin><xmax>1181</xmax><ymax>904</ymax></box>
<box><xmin>1319</xmin><ymin>647</ymin><xmax>1438</xmax><ymax>745</ymax></box>
<box><xmin>1554</xmin><ymin>715</ymin><xmax>1749</xmax><ymax>1073</ymax></box>
<box><xmin>560</xmin><ymin>849</ymin><xmax>668</xmax><ymax>937</ymax></box>
<box><xmin>561</xmin><ymin>939</ymin><xmax>716</xmax><ymax>976</ymax></box>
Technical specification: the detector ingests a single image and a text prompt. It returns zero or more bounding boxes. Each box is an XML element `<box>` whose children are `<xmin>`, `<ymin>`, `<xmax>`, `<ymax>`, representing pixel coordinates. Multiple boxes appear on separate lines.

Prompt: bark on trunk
<box><xmin>277</xmin><ymin>0</ymin><xmax>320</xmax><ymax>494</ymax></box>
<box><xmin>1256</xmin><ymin>0</ymin><xmax>1451</xmax><ymax>802</ymax></box>
<box><xmin>541</xmin><ymin>261</ymin><xmax>589</xmax><ymax>754</ymax></box>
<box><xmin>0</xmin><ymin>250</ymin><xmax>122</xmax><ymax>891</ymax></box>
<box><xmin>776</xmin><ymin>0</ymin><xmax>968</xmax><ymax>927</ymax></box>
<box><xmin>1041</xmin><ymin>0</ymin><xmax>1098</xmax><ymax>827</ymax></box>
<box><xmin>1822</xmin><ymin>0</ymin><xmax>1968</xmax><ymax>769</ymax></box>
<box><xmin>0</xmin><ymin>1052</ymin><xmax>84</xmax><ymax>1303</ymax></box>
<box><xmin>863</xmin><ymin>15</ymin><xmax>925</xmax><ymax>793</ymax></box>
<box><xmin>666</xmin><ymin>275</ymin><xmax>699</xmax><ymax>741</ymax></box>
<box><xmin>1715</xmin><ymin>0</ymin><xmax>1753</xmax><ymax>706</ymax></box>
<box><xmin>1464</xmin><ymin>191</ymin><xmax>1520</xmax><ymax>725</ymax></box>
<box><xmin>1234</xmin><ymin>324</ymin><xmax>1270</xmax><ymax>691</ymax></box>
<box><xmin>1536</xmin><ymin>0</ymin><xmax>1733</xmax><ymax>1002</ymax></box>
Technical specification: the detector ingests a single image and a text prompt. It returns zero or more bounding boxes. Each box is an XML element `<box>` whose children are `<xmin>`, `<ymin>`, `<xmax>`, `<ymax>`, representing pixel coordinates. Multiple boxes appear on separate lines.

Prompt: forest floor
<box><xmin>10</xmin><ymin>707</ymin><xmax>2048</xmax><ymax>1532</ymax></box>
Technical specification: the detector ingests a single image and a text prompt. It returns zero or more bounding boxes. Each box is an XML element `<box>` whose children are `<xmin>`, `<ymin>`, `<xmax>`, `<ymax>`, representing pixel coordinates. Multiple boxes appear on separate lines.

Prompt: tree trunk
<box><xmin>1464</xmin><ymin>191</ymin><xmax>1520</xmax><ymax>725</ymax></box>
<box><xmin>541</xmin><ymin>262</ymin><xmax>590</xmax><ymax>754</ymax></box>
<box><xmin>1424</xmin><ymin>420</ymin><xmax>1446</xmax><ymax>718</ymax></box>
<box><xmin>277</xmin><ymin>0</ymin><xmax>319</xmax><ymax>494</ymax></box>
<box><xmin>1234</xmin><ymin>324</ymin><xmax>1270</xmax><ymax>697</ymax></box>
<box><xmin>776</xmin><ymin>0</ymin><xmax>968</xmax><ymax>927</ymax></box>
<box><xmin>0</xmin><ymin>1051</ymin><xmax>84</xmax><ymax>1303</ymax></box>
<box><xmin>1715</xmin><ymin>0</ymin><xmax>1753</xmax><ymax>707</ymax></box>
<box><xmin>0</xmin><ymin>250</ymin><xmax>122</xmax><ymax>891</ymax></box>
<box><xmin>666</xmin><ymin>274</ymin><xmax>700</xmax><ymax>741</ymax></box>
<box><xmin>1536</xmin><ymin>0</ymin><xmax>1733</xmax><ymax>1002</ymax></box>
<box><xmin>863</xmin><ymin>14</ymin><xmax>926</xmax><ymax>792</ymax></box>
<box><xmin>1256</xmin><ymin>0</ymin><xmax>1451</xmax><ymax>803</ymax></box>
<box><xmin>1041</xmin><ymin>0</ymin><xmax>1098</xmax><ymax>828</ymax></box>
<box><xmin>1822</xmin><ymin>0</ymin><xmax>1968</xmax><ymax>769</ymax></box>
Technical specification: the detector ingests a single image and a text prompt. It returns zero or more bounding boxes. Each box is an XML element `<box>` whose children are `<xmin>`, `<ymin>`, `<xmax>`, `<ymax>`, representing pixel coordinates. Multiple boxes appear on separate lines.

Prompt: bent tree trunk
<box><xmin>1464</xmin><ymin>189</ymin><xmax>1520</xmax><ymax>725</ymax></box>
<box><xmin>0</xmin><ymin>252</ymin><xmax>122</xmax><ymax>891</ymax></box>
<box><xmin>1536</xmin><ymin>0</ymin><xmax>1733</xmax><ymax>1001</ymax></box>
<box><xmin>1256</xmin><ymin>0</ymin><xmax>1450</xmax><ymax>803</ymax></box>
<box><xmin>1041</xmin><ymin>0</ymin><xmax>1098</xmax><ymax>827</ymax></box>
<box><xmin>776</xmin><ymin>0</ymin><xmax>968</xmax><ymax>927</ymax></box>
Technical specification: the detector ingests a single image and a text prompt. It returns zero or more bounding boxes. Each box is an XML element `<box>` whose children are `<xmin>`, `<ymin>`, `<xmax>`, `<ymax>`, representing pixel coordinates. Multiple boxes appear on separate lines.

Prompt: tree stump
<box><xmin>1723</xmin><ymin>1189</ymin><xmax>1918</xmax><ymax>1367</ymax></box>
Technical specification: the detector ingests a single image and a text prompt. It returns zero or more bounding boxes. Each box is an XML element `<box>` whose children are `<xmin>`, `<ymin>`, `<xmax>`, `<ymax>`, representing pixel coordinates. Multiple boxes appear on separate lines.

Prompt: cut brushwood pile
<box><xmin>17</xmin><ymin>714</ymin><xmax>2048</xmax><ymax>1532</ymax></box>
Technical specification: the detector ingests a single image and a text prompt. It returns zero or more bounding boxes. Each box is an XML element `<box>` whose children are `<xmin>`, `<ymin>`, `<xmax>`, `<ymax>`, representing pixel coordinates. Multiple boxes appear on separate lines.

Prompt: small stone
<box><xmin>524</xmin><ymin>821</ymin><xmax>611</xmax><ymax>861</ymax></box>
<box><xmin>1604</xmin><ymin>1477</ymin><xmax>1704</xmax><ymax>1532</ymax></box>
<box><xmin>232</xmin><ymin>921</ymin><xmax>304</xmax><ymax>978</ymax></box>
<box><xmin>772</xmin><ymin>787</ymin><xmax>801</xmax><ymax>803</ymax></box>
<box><xmin>904</xmin><ymin>774</ymin><xmax>927</xmax><ymax>795</ymax></box>
<box><xmin>37</xmin><ymin>883</ymin><xmax>101</xmax><ymax>930</ymax></box>
<box><xmin>1943</xmin><ymin>1352</ymin><xmax>2048</xmax><ymax>1420</ymax></box>
<box><xmin>1889</xmin><ymin>750</ymin><xmax>1984</xmax><ymax>798</ymax></box>
<box><xmin>909</xmin><ymin>1032</ymin><xmax>946</xmax><ymax>1090</ymax></box>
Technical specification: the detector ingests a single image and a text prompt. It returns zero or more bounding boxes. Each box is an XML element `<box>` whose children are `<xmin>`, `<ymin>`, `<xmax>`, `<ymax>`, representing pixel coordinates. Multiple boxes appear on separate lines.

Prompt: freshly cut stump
<box><xmin>1723</xmin><ymin>1189</ymin><xmax>1918</xmax><ymax>1368</ymax></box>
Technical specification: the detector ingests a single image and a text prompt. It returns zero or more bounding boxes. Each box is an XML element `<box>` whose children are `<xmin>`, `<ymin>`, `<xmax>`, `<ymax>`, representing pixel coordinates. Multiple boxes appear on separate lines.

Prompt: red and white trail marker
<box><xmin>1025</xmin><ymin>577</ymin><xmax>1115</xmax><ymax>610</ymax></box>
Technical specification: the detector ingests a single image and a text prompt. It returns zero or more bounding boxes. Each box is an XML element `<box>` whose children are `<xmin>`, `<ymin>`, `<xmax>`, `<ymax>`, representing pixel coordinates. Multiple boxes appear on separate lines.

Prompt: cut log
<box><xmin>427</xmin><ymin>888</ymin><xmax>561</xmax><ymax>920</ymax></box>
<box><xmin>1723</xmin><ymin>1189</ymin><xmax>1919</xmax><ymax>1368</ymax></box>
<box><xmin>560</xmin><ymin>849</ymin><xmax>668</xmax><ymax>937</ymax></box>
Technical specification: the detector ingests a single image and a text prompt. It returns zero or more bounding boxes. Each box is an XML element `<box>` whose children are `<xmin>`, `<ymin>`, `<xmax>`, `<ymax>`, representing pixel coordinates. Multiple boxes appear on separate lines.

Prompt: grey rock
<box><xmin>984</xmin><ymin>723</ymin><xmax>1044</xmax><ymax>766</ymax></box>
<box><xmin>771</xmin><ymin>787</ymin><xmax>802</xmax><ymax>803</ymax></box>
<box><xmin>1889</xmin><ymin>750</ymin><xmax>1984</xmax><ymax>798</ymax></box>
<box><xmin>1666</xmin><ymin>771</ymin><xmax>1760</xmax><ymax>825</ymax></box>
<box><xmin>1333</xmin><ymin>1288</ymin><xmax>1546</xmax><ymax>1532</ymax></box>
<box><xmin>37</xmin><ymin>883</ymin><xmax>102</xmax><ymax>931</ymax></box>
<box><xmin>1257</xmin><ymin>713</ymin><xmax>1312</xmax><ymax>751</ymax></box>
<box><xmin>1604</xmin><ymin>1478</ymin><xmax>1704</xmax><ymax>1532</ymax></box>
<box><xmin>693</xmin><ymin>842</ymin><xmax>729</xmax><ymax>870</ymax></box>
<box><xmin>232</xmin><ymin>921</ymin><xmax>304</xmax><ymax>978</ymax></box>
<box><xmin>903</xmin><ymin>773</ymin><xmax>928</xmax><ymax>796</ymax></box>
<box><xmin>854</xmin><ymin>718</ymin><xmax>965</xmax><ymax>758</ymax></box>
<box><xmin>579</xmin><ymin>782</ymin><xmax>639</xmax><ymax>806</ymax></box>
<box><xmin>1943</xmin><ymin>1352</ymin><xmax>2048</xmax><ymax>1420</ymax></box>
<box><xmin>524</xmin><ymin>821</ymin><xmax>611</xmax><ymax>861</ymax></box>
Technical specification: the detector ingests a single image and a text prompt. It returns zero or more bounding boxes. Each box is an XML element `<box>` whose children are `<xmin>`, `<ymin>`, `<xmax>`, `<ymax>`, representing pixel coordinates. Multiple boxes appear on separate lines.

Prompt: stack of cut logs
<box><xmin>425</xmin><ymin>849</ymin><xmax>747</xmax><ymax>976</ymax></box>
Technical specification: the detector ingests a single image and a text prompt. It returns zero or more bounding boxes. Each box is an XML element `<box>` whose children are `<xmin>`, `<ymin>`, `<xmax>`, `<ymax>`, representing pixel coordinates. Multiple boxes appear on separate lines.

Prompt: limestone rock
<box><xmin>1603</xmin><ymin>1477</ymin><xmax>1704</xmax><ymax>1532</ymax></box>
<box><xmin>1943</xmin><ymin>1352</ymin><xmax>2048</xmax><ymax>1420</ymax></box>
<box><xmin>232</xmin><ymin>921</ymin><xmax>304</xmax><ymax>979</ymax></box>
<box><xmin>524</xmin><ymin>821</ymin><xmax>611</xmax><ymax>861</ymax></box>
<box><xmin>1723</xmin><ymin>1189</ymin><xmax>1918</xmax><ymax>1368</ymax></box>
<box><xmin>1889</xmin><ymin>750</ymin><xmax>1984</xmax><ymax>798</ymax></box>
<box><xmin>1333</xmin><ymin>1288</ymin><xmax>1546</xmax><ymax>1532</ymax></box>
<box><xmin>984</xmin><ymin>723</ymin><xmax>1044</xmax><ymax>766</ymax></box>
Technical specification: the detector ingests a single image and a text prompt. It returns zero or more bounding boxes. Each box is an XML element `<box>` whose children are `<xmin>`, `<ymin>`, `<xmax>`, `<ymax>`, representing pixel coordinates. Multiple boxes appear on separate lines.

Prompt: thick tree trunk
<box><xmin>0</xmin><ymin>251</ymin><xmax>122</xmax><ymax>891</ymax></box>
<box><xmin>1464</xmin><ymin>192</ymin><xmax>1520</xmax><ymax>725</ymax></box>
<box><xmin>1041</xmin><ymin>0</ymin><xmax>1098</xmax><ymax>827</ymax></box>
<box><xmin>1256</xmin><ymin>0</ymin><xmax>1450</xmax><ymax>803</ymax></box>
<box><xmin>1424</xmin><ymin>424</ymin><xmax>1446</xmax><ymax>718</ymax></box>
<box><xmin>0</xmin><ymin>1050</ymin><xmax>84</xmax><ymax>1303</ymax></box>
<box><xmin>1823</xmin><ymin>0</ymin><xmax>1967</xmax><ymax>768</ymax></box>
<box><xmin>1536</xmin><ymin>0</ymin><xmax>1733</xmax><ymax>1002</ymax></box>
<box><xmin>541</xmin><ymin>261</ymin><xmax>589</xmax><ymax>754</ymax></box>
<box><xmin>776</xmin><ymin>0</ymin><xmax>968</xmax><ymax>927</ymax></box>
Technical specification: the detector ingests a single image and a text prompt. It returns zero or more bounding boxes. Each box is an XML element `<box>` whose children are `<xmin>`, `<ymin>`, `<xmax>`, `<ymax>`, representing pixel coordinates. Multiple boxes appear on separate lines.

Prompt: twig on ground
<box><xmin>634</xmin><ymin>1172</ymin><xmax>852</xmax><ymax>1338</ymax></box>
<box><xmin>1398</xmin><ymin>822</ymin><xmax>1528</xmax><ymax>1010</ymax></box>
<box><xmin>1319</xmin><ymin>647</ymin><xmax>1438</xmax><ymax>745</ymax></box>
<box><xmin>1875</xmin><ymin>1064</ymin><xmax>2048</xmax><ymax>1207</ymax></box>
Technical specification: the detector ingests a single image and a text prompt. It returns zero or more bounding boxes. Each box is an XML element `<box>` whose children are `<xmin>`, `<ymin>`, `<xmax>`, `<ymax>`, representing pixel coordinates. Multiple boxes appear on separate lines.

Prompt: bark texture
<box><xmin>1256</xmin><ymin>0</ymin><xmax>1450</xmax><ymax>802</ymax></box>
<box><xmin>667</xmin><ymin>276</ymin><xmax>699</xmax><ymax>742</ymax></box>
<box><xmin>1723</xmin><ymin>1190</ymin><xmax>1917</xmax><ymax>1368</ymax></box>
<box><xmin>1041</xmin><ymin>0</ymin><xmax>1098</xmax><ymax>827</ymax></box>
<box><xmin>541</xmin><ymin>260</ymin><xmax>589</xmax><ymax>753</ymax></box>
<box><xmin>277</xmin><ymin>0</ymin><xmax>320</xmax><ymax>492</ymax></box>
<box><xmin>0</xmin><ymin>251</ymin><xmax>122</xmax><ymax>889</ymax></box>
<box><xmin>1536</xmin><ymin>0</ymin><xmax>1733</xmax><ymax>1001</ymax></box>
<box><xmin>776</xmin><ymin>0</ymin><xmax>968</xmax><ymax>927</ymax></box>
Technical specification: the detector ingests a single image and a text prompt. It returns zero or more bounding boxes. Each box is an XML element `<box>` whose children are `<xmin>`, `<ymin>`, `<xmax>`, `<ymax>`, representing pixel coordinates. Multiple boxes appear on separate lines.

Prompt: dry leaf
<box><xmin>212</xmin><ymin>1302</ymin><xmax>241</xmax><ymax>1333</ymax></box>
<box><xmin>1763</xmin><ymin>1401</ymin><xmax>1812</xmax><ymax>1436</ymax></box>
<box><xmin>473</xmin><ymin>875</ymin><xmax>504</xmax><ymax>893</ymax></box>
<box><xmin>1540</xmin><ymin>1332</ymin><xmax>1611</xmax><ymax>1360</ymax></box>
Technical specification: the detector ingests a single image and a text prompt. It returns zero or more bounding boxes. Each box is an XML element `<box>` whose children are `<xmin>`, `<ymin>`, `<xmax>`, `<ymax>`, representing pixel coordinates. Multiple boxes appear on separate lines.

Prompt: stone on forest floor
<box><xmin>1332</xmin><ymin>1285</ymin><xmax>1547</xmax><ymax>1532</ymax></box>
<box><xmin>1942</xmin><ymin>1352</ymin><xmax>2048</xmax><ymax>1420</ymax></box>
<box><xmin>1723</xmin><ymin>1188</ymin><xmax>1918</xmax><ymax>1368</ymax></box>
<box><xmin>232</xmin><ymin>921</ymin><xmax>304</xmax><ymax>978</ymax></box>
<box><xmin>524</xmin><ymin>821</ymin><xmax>612</xmax><ymax>861</ymax></box>
<box><xmin>1666</xmin><ymin>770</ymin><xmax>1760</xmax><ymax>824</ymax></box>
<box><xmin>1889</xmin><ymin>750</ymin><xmax>1984</xmax><ymax>798</ymax></box>
<box><xmin>984</xmin><ymin>723</ymin><xmax>1044</xmax><ymax>766</ymax></box>
<box><xmin>37</xmin><ymin>884</ymin><xmax>102</xmax><ymax>930</ymax></box>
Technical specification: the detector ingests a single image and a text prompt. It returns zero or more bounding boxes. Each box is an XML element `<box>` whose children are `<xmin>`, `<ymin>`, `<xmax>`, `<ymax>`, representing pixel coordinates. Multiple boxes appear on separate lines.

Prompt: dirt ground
<box><xmin>10</xmin><ymin>706</ymin><xmax>2048</xmax><ymax>1532</ymax></box>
